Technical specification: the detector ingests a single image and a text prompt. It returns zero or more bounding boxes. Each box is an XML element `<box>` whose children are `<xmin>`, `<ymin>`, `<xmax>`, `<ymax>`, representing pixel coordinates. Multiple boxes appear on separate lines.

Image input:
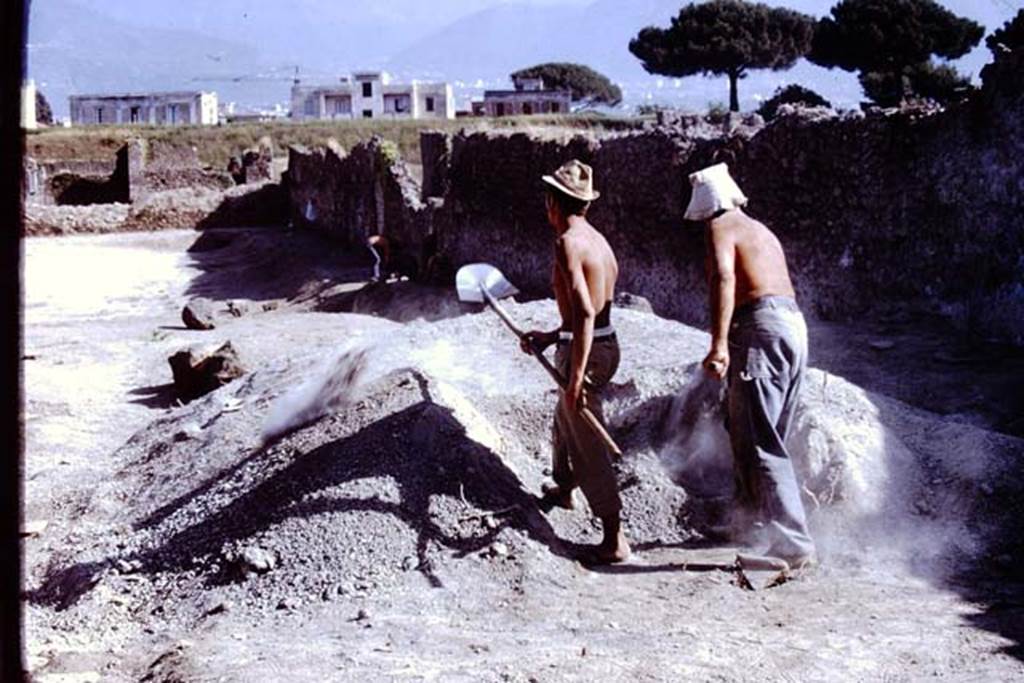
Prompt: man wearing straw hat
<box><xmin>520</xmin><ymin>159</ymin><xmax>630</xmax><ymax>565</ymax></box>
<box><xmin>686</xmin><ymin>162</ymin><xmax>817</xmax><ymax>570</ymax></box>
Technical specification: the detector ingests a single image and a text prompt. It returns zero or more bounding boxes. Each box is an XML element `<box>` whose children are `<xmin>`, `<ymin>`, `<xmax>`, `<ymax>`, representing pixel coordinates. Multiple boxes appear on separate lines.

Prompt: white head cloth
<box><xmin>684</xmin><ymin>162</ymin><xmax>748</xmax><ymax>221</ymax></box>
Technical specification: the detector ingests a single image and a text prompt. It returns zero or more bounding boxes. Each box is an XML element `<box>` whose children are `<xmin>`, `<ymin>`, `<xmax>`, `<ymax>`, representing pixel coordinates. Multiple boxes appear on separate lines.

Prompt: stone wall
<box><xmin>431</xmin><ymin>127</ymin><xmax>727</xmax><ymax>326</ymax></box>
<box><xmin>286</xmin><ymin>50</ymin><xmax>1024</xmax><ymax>343</ymax></box>
<box><xmin>24</xmin><ymin>139</ymin><xmax>234</xmax><ymax>207</ymax></box>
<box><xmin>24</xmin><ymin>181</ymin><xmax>287</xmax><ymax>236</ymax></box>
<box><xmin>427</xmin><ymin>66</ymin><xmax>1024</xmax><ymax>341</ymax></box>
<box><xmin>126</xmin><ymin>139</ymin><xmax>233</xmax><ymax>202</ymax></box>
<box><xmin>23</xmin><ymin>156</ymin><xmax>126</xmax><ymax>206</ymax></box>
<box><xmin>287</xmin><ymin>137</ymin><xmax>431</xmax><ymax>275</ymax></box>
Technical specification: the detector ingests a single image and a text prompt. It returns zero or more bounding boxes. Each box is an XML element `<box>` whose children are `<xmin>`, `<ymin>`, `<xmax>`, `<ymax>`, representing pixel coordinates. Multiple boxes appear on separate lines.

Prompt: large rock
<box><xmin>182</xmin><ymin>297</ymin><xmax>217</xmax><ymax>330</ymax></box>
<box><xmin>168</xmin><ymin>341</ymin><xmax>245</xmax><ymax>401</ymax></box>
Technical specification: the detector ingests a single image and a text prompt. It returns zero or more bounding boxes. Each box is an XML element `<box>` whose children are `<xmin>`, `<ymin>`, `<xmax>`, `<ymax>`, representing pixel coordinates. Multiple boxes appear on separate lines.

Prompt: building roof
<box><xmin>482</xmin><ymin>89</ymin><xmax>571</xmax><ymax>98</ymax></box>
<box><xmin>70</xmin><ymin>91</ymin><xmax>214</xmax><ymax>101</ymax></box>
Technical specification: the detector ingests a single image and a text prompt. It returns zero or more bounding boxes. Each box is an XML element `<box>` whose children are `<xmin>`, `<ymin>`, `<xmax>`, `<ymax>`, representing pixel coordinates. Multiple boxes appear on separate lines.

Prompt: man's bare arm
<box><xmin>557</xmin><ymin>236</ymin><xmax>595</xmax><ymax>409</ymax></box>
<box><xmin>704</xmin><ymin>224</ymin><xmax>736</xmax><ymax>378</ymax></box>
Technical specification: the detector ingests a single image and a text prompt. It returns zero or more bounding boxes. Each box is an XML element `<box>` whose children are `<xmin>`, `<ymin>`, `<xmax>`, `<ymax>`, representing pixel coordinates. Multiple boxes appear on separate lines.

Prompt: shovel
<box><xmin>456</xmin><ymin>263</ymin><xmax>623</xmax><ymax>458</ymax></box>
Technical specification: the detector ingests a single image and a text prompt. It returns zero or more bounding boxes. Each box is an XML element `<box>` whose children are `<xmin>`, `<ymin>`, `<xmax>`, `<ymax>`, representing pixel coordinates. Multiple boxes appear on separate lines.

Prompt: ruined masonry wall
<box><xmin>287</xmin><ymin>56</ymin><xmax>1024</xmax><ymax>343</ymax></box>
<box><xmin>287</xmin><ymin>137</ymin><xmax>430</xmax><ymax>272</ymax></box>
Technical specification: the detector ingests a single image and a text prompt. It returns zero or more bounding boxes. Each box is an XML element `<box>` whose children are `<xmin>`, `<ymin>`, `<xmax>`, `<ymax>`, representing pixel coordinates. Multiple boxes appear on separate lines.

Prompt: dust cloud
<box><xmin>260</xmin><ymin>343</ymin><xmax>371</xmax><ymax>445</ymax></box>
<box><xmin>658</xmin><ymin>365</ymin><xmax>732</xmax><ymax>499</ymax></box>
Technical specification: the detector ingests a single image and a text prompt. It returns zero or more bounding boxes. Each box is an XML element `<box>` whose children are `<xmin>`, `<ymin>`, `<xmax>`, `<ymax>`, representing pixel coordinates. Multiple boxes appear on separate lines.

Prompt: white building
<box><xmin>69</xmin><ymin>91</ymin><xmax>219</xmax><ymax>126</ymax></box>
<box><xmin>291</xmin><ymin>71</ymin><xmax>454</xmax><ymax>121</ymax></box>
<box><xmin>21</xmin><ymin>80</ymin><xmax>37</xmax><ymax>130</ymax></box>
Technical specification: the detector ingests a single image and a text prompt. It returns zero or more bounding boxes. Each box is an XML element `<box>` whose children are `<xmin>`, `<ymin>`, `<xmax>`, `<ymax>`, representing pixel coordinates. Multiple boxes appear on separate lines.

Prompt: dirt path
<box><xmin>22</xmin><ymin>230</ymin><xmax>1024</xmax><ymax>682</ymax></box>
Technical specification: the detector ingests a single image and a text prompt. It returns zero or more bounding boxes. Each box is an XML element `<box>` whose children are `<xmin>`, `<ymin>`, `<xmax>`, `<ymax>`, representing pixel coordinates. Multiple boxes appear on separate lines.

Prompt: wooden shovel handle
<box><xmin>480</xmin><ymin>287</ymin><xmax>623</xmax><ymax>458</ymax></box>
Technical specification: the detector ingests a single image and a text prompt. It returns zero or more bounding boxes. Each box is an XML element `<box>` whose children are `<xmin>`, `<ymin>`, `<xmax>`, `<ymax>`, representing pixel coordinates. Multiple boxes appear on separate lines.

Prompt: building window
<box><xmin>305</xmin><ymin>98</ymin><xmax>317</xmax><ymax>116</ymax></box>
<box><xmin>362</xmin><ymin>82</ymin><xmax>373</xmax><ymax>98</ymax></box>
<box><xmin>169</xmin><ymin>105</ymin><xmax>178</xmax><ymax>124</ymax></box>
<box><xmin>551</xmin><ymin>102</ymin><xmax>560</xmax><ymax>113</ymax></box>
<box><xmin>130</xmin><ymin>106</ymin><xmax>140</xmax><ymax>123</ymax></box>
<box><xmin>425</xmin><ymin>96</ymin><xmax>435</xmax><ymax>112</ymax></box>
<box><xmin>327</xmin><ymin>96</ymin><xmax>351</xmax><ymax>116</ymax></box>
<box><xmin>496</xmin><ymin>102</ymin><xmax>505</xmax><ymax>117</ymax></box>
<box><xmin>96</xmin><ymin>107</ymin><xmax>103</xmax><ymax>123</ymax></box>
<box><xmin>523</xmin><ymin>102</ymin><xmax>533</xmax><ymax>115</ymax></box>
<box><xmin>386</xmin><ymin>95</ymin><xmax>410</xmax><ymax>114</ymax></box>
<box><xmin>362</xmin><ymin>109</ymin><xmax>373</xmax><ymax>119</ymax></box>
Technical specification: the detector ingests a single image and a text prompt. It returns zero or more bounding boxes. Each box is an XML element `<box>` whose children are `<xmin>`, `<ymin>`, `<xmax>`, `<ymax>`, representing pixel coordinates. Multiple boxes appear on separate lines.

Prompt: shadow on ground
<box><xmin>128</xmin><ymin>383</ymin><xmax>178</xmax><ymax>409</ymax></box>
<box><xmin>182</xmin><ymin>227</ymin><xmax>470</xmax><ymax>324</ymax></box>
<box><xmin>863</xmin><ymin>384</ymin><xmax>1024</xmax><ymax>663</ymax></box>
<box><xmin>808</xmin><ymin>313</ymin><xmax>1024</xmax><ymax>437</ymax></box>
<box><xmin>28</xmin><ymin>372</ymin><xmax>578</xmax><ymax>610</ymax></box>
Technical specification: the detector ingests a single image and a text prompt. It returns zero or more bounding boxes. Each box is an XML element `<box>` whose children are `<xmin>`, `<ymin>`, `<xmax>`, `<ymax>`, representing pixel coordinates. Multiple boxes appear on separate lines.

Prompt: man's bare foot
<box><xmin>578</xmin><ymin>515</ymin><xmax>631</xmax><ymax>566</ymax></box>
<box><xmin>577</xmin><ymin>540</ymin><xmax>631</xmax><ymax>566</ymax></box>
<box><xmin>539</xmin><ymin>482</ymin><xmax>575</xmax><ymax>511</ymax></box>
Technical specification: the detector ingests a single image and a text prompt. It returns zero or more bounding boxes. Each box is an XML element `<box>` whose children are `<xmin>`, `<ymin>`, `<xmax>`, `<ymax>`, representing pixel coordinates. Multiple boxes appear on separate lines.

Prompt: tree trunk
<box><xmin>728</xmin><ymin>71</ymin><xmax>740</xmax><ymax>112</ymax></box>
<box><xmin>898</xmin><ymin>68</ymin><xmax>910</xmax><ymax>107</ymax></box>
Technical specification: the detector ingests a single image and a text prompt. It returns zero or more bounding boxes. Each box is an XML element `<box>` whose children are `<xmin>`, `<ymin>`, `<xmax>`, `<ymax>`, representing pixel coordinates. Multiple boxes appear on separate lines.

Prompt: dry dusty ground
<box><xmin>21</xmin><ymin>228</ymin><xmax>1024</xmax><ymax>682</ymax></box>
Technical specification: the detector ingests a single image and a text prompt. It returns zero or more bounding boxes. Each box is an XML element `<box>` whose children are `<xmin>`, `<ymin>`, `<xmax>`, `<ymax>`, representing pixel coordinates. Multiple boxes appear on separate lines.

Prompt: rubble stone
<box><xmin>168</xmin><ymin>341</ymin><xmax>245</xmax><ymax>401</ymax></box>
<box><xmin>181</xmin><ymin>298</ymin><xmax>217</xmax><ymax>331</ymax></box>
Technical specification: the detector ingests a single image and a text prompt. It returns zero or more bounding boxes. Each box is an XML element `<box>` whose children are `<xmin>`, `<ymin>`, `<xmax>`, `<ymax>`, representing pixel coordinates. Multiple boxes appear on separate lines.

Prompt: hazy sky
<box><xmin>28</xmin><ymin>0</ymin><xmax>1024</xmax><ymax>116</ymax></box>
<box><xmin>46</xmin><ymin>0</ymin><xmax>1021</xmax><ymax>34</ymax></box>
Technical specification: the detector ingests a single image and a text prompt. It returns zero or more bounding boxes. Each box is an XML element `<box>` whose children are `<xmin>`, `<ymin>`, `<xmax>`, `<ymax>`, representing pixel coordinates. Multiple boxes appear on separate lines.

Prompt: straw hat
<box><xmin>684</xmin><ymin>162</ymin><xmax>748</xmax><ymax>221</ymax></box>
<box><xmin>542</xmin><ymin>159</ymin><xmax>601</xmax><ymax>202</ymax></box>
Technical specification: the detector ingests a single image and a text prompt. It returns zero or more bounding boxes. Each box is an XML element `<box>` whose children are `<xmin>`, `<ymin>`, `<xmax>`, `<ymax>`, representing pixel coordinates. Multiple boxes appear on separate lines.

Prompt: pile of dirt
<box><xmin>27</xmin><ymin>296</ymin><xmax>1024</xmax><ymax>631</ymax></box>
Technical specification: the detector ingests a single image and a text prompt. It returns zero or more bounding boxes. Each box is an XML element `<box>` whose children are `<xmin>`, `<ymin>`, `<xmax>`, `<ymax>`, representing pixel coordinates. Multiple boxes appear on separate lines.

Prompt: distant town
<box><xmin>20</xmin><ymin>71</ymin><xmax>574</xmax><ymax>129</ymax></box>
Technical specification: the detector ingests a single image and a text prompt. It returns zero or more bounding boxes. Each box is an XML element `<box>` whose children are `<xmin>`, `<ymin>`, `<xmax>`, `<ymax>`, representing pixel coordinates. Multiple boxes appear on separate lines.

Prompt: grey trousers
<box><xmin>367</xmin><ymin>244</ymin><xmax>382</xmax><ymax>281</ymax></box>
<box><xmin>552</xmin><ymin>336</ymin><xmax>622</xmax><ymax>518</ymax></box>
<box><xmin>727</xmin><ymin>296</ymin><xmax>816</xmax><ymax>560</ymax></box>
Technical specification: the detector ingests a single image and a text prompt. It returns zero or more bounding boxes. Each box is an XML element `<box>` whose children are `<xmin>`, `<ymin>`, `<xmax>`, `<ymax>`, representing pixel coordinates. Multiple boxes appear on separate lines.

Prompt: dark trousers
<box><xmin>552</xmin><ymin>336</ymin><xmax>622</xmax><ymax>518</ymax></box>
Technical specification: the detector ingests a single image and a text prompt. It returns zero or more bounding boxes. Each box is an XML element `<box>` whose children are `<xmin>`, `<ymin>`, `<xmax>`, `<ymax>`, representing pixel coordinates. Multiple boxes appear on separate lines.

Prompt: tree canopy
<box><xmin>809</xmin><ymin>0</ymin><xmax>983</xmax><ymax>106</ymax></box>
<box><xmin>36</xmin><ymin>90</ymin><xmax>53</xmax><ymax>126</ymax></box>
<box><xmin>860</xmin><ymin>62</ymin><xmax>972</xmax><ymax>108</ymax></box>
<box><xmin>628</xmin><ymin>0</ymin><xmax>815</xmax><ymax>112</ymax></box>
<box><xmin>980</xmin><ymin>9</ymin><xmax>1023</xmax><ymax>93</ymax></box>
<box><xmin>757</xmin><ymin>84</ymin><xmax>832</xmax><ymax>120</ymax></box>
<box><xmin>510</xmin><ymin>63</ymin><xmax>622</xmax><ymax>107</ymax></box>
<box><xmin>987</xmin><ymin>9</ymin><xmax>1024</xmax><ymax>54</ymax></box>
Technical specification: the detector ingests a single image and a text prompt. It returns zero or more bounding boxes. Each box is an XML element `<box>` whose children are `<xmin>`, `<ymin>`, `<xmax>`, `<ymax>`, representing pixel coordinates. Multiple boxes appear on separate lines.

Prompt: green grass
<box><xmin>25</xmin><ymin>114</ymin><xmax>645</xmax><ymax>170</ymax></box>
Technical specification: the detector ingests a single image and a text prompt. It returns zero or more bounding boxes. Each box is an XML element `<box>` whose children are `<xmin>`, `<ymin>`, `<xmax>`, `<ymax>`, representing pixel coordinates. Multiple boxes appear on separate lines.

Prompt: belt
<box><xmin>558</xmin><ymin>326</ymin><xmax>616</xmax><ymax>343</ymax></box>
<box><xmin>732</xmin><ymin>295</ymin><xmax>800</xmax><ymax>324</ymax></box>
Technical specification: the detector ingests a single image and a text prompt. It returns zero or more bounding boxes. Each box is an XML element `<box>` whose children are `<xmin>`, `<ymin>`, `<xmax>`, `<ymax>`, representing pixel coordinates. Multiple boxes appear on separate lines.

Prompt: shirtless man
<box><xmin>521</xmin><ymin>159</ymin><xmax>629</xmax><ymax>565</ymax></box>
<box><xmin>686</xmin><ymin>162</ymin><xmax>816</xmax><ymax>569</ymax></box>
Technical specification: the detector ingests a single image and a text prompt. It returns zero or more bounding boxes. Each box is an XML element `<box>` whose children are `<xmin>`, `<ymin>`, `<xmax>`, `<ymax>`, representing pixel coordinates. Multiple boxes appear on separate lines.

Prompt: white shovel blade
<box><xmin>455</xmin><ymin>263</ymin><xmax>519</xmax><ymax>303</ymax></box>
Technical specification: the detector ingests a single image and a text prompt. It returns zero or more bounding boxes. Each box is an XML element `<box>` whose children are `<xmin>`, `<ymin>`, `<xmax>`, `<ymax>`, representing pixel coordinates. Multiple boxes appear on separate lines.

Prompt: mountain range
<box><xmin>28</xmin><ymin>0</ymin><xmax>1020</xmax><ymax>118</ymax></box>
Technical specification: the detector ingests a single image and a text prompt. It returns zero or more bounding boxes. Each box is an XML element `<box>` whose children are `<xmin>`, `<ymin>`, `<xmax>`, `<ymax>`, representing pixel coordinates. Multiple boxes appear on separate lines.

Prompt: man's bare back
<box><xmin>703</xmin><ymin>208</ymin><xmax>795</xmax><ymax>379</ymax></box>
<box><xmin>553</xmin><ymin>220</ymin><xmax>618</xmax><ymax>332</ymax></box>
<box><xmin>705</xmin><ymin>209</ymin><xmax>794</xmax><ymax>308</ymax></box>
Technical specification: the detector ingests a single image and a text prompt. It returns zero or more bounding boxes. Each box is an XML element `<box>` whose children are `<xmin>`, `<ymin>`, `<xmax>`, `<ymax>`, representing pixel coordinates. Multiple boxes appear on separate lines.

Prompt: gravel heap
<box><xmin>27</xmin><ymin>295</ymin><xmax>1024</xmax><ymax>640</ymax></box>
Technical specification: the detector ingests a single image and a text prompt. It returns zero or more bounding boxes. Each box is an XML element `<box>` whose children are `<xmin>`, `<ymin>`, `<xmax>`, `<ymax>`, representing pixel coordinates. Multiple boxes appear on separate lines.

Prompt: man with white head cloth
<box><xmin>686</xmin><ymin>162</ymin><xmax>816</xmax><ymax>570</ymax></box>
